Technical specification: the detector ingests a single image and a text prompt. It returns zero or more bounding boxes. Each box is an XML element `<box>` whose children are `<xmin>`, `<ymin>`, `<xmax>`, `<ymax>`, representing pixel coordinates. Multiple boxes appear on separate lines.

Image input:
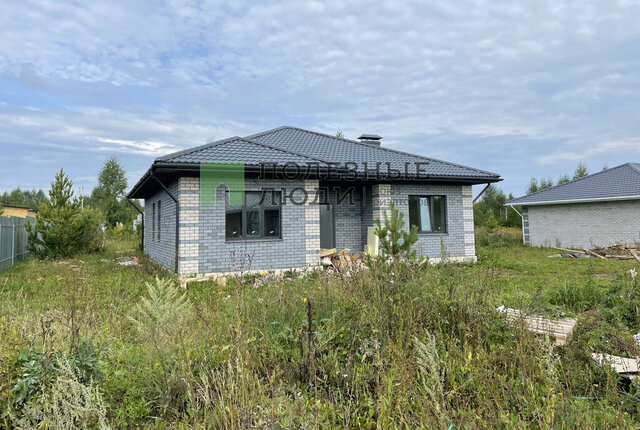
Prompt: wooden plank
<box><xmin>629</xmin><ymin>248</ymin><xmax>640</xmax><ymax>265</ymax></box>
<box><xmin>605</xmin><ymin>255</ymin><xmax>634</xmax><ymax>260</ymax></box>
<box><xmin>319</xmin><ymin>248</ymin><xmax>337</xmax><ymax>258</ymax></box>
<box><xmin>591</xmin><ymin>353</ymin><xmax>639</xmax><ymax>374</ymax></box>
<box><xmin>552</xmin><ymin>246</ymin><xmax>584</xmax><ymax>254</ymax></box>
<box><xmin>502</xmin><ymin>308</ymin><xmax>577</xmax><ymax>345</ymax></box>
<box><xmin>584</xmin><ymin>249</ymin><xmax>605</xmax><ymax>260</ymax></box>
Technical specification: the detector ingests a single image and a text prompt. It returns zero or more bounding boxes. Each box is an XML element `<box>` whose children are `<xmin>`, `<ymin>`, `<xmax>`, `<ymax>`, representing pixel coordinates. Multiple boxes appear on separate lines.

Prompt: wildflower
<box><xmin>258</xmin><ymin>297</ymin><xmax>264</xmax><ymax>304</ymax></box>
<box><xmin>303</xmin><ymin>297</ymin><xmax>307</xmax><ymax>302</ymax></box>
<box><xmin>630</xmin><ymin>268</ymin><xmax>638</xmax><ymax>281</ymax></box>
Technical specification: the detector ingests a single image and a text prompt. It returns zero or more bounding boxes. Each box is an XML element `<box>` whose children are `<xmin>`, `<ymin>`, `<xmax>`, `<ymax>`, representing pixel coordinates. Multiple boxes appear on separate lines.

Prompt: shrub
<box><xmin>375</xmin><ymin>202</ymin><xmax>418</xmax><ymax>259</ymax></box>
<box><xmin>26</xmin><ymin>169</ymin><xmax>102</xmax><ymax>258</ymax></box>
<box><xmin>127</xmin><ymin>277</ymin><xmax>194</xmax><ymax>411</ymax></box>
<box><xmin>475</xmin><ymin>226</ymin><xmax>523</xmax><ymax>248</ymax></box>
<box><xmin>15</xmin><ymin>356</ymin><xmax>109</xmax><ymax>430</ymax></box>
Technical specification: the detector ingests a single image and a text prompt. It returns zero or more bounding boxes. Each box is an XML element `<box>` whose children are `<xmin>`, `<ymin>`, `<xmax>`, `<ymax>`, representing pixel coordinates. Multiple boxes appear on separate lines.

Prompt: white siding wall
<box><xmin>527</xmin><ymin>200</ymin><xmax>640</xmax><ymax>248</ymax></box>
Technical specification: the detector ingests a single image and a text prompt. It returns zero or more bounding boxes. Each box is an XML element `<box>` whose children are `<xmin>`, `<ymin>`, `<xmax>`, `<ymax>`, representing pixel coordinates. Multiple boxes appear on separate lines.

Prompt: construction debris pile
<box><xmin>498</xmin><ymin>306</ymin><xmax>640</xmax><ymax>381</ymax></box>
<box><xmin>320</xmin><ymin>248</ymin><xmax>367</xmax><ymax>273</ymax></box>
<box><xmin>549</xmin><ymin>242</ymin><xmax>640</xmax><ymax>264</ymax></box>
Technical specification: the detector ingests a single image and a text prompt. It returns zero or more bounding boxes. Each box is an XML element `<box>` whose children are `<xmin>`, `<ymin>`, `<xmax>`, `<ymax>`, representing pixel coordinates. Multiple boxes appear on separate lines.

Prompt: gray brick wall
<box><xmin>526</xmin><ymin>200</ymin><xmax>640</xmax><ymax>248</ymax></box>
<box><xmin>143</xmin><ymin>175</ymin><xmax>477</xmax><ymax>274</ymax></box>
<box><xmin>144</xmin><ymin>180</ymin><xmax>178</xmax><ymax>270</ymax></box>
<box><xmin>194</xmin><ymin>176</ymin><xmax>309</xmax><ymax>275</ymax></box>
<box><xmin>386</xmin><ymin>183</ymin><xmax>475</xmax><ymax>261</ymax></box>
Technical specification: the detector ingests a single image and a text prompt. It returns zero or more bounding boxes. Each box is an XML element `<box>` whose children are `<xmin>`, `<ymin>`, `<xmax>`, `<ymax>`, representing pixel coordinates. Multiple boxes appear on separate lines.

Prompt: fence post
<box><xmin>11</xmin><ymin>224</ymin><xmax>15</xmax><ymax>266</ymax></box>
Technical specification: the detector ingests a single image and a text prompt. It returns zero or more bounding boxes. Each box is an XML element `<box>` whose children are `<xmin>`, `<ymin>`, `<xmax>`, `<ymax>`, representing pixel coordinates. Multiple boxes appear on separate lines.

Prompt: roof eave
<box><xmin>506</xmin><ymin>194</ymin><xmax>640</xmax><ymax>206</ymax></box>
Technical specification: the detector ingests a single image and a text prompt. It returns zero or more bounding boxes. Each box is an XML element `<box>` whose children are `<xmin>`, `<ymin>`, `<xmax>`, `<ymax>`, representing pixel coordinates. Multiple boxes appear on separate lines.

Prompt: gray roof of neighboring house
<box><xmin>129</xmin><ymin>126</ymin><xmax>501</xmax><ymax>198</ymax></box>
<box><xmin>507</xmin><ymin>163</ymin><xmax>640</xmax><ymax>206</ymax></box>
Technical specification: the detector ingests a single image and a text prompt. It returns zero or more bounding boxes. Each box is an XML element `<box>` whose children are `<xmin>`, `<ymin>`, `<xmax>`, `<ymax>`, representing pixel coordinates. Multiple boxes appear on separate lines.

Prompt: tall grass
<box><xmin>1</xmin><ymin>238</ymin><xmax>639</xmax><ymax>428</ymax></box>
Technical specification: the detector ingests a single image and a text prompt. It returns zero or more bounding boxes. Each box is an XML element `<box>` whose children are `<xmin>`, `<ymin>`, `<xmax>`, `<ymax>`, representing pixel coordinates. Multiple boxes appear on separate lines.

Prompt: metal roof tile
<box><xmin>507</xmin><ymin>163</ymin><xmax>640</xmax><ymax>205</ymax></box>
<box><xmin>246</xmin><ymin>126</ymin><xmax>500</xmax><ymax>179</ymax></box>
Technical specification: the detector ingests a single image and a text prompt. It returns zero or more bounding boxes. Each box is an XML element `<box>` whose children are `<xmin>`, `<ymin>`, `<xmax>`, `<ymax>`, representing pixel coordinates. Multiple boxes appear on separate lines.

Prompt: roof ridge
<box><xmin>158</xmin><ymin>134</ymin><xmax>330</xmax><ymax>165</ymax></box>
<box><xmin>156</xmin><ymin>136</ymin><xmax>242</xmax><ymax>162</ymax></box>
<box><xmin>245</xmin><ymin>125</ymin><xmax>362</xmax><ymax>145</ymax></box>
<box><xmin>241</xmin><ymin>136</ymin><xmax>331</xmax><ymax>164</ymax></box>
<box><xmin>507</xmin><ymin>162</ymin><xmax>636</xmax><ymax>204</ymax></box>
<box><xmin>250</xmin><ymin>126</ymin><xmax>500</xmax><ymax>178</ymax></box>
<box><xmin>628</xmin><ymin>162</ymin><xmax>640</xmax><ymax>175</ymax></box>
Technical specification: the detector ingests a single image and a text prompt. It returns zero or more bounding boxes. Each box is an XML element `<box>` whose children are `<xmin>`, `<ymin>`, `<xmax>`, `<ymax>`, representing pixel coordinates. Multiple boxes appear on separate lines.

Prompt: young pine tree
<box><xmin>375</xmin><ymin>203</ymin><xmax>419</xmax><ymax>259</ymax></box>
<box><xmin>27</xmin><ymin>169</ymin><xmax>102</xmax><ymax>258</ymax></box>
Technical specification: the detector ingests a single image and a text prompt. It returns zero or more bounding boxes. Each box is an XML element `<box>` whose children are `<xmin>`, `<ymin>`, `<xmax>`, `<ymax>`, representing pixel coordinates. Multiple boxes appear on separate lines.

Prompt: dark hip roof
<box><xmin>129</xmin><ymin>126</ymin><xmax>501</xmax><ymax>199</ymax></box>
<box><xmin>507</xmin><ymin>163</ymin><xmax>640</xmax><ymax>206</ymax></box>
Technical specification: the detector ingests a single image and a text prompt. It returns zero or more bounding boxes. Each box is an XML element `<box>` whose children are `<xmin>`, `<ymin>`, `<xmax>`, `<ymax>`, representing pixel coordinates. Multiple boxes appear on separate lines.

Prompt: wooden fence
<box><xmin>0</xmin><ymin>216</ymin><xmax>33</xmax><ymax>273</ymax></box>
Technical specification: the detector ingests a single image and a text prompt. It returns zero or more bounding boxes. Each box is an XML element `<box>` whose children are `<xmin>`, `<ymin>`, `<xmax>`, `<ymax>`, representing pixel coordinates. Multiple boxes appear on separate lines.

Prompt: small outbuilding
<box><xmin>506</xmin><ymin>163</ymin><xmax>640</xmax><ymax>248</ymax></box>
<box><xmin>0</xmin><ymin>205</ymin><xmax>37</xmax><ymax>219</ymax></box>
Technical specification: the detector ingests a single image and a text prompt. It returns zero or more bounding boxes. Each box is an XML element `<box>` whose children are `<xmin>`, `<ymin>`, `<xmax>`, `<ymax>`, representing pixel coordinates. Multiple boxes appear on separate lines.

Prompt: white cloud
<box><xmin>537</xmin><ymin>138</ymin><xmax>640</xmax><ymax>164</ymax></box>
<box><xmin>1</xmin><ymin>0</ymin><xmax>640</xmax><ymax>195</ymax></box>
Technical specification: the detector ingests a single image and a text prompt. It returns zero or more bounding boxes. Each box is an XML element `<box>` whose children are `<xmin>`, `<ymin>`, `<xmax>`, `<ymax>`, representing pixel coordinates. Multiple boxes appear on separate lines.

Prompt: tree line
<box><xmin>2</xmin><ymin>156</ymin><xmax>139</xmax><ymax>228</ymax></box>
<box><xmin>475</xmin><ymin>161</ymin><xmax>594</xmax><ymax>230</ymax></box>
<box><xmin>1</xmin><ymin>156</ymin><xmax>142</xmax><ymax>258</ymax></box>
<box><xmin>526</xmin><ymin>161</ymin><xmax>590</xmax><ymax>195</ymax></box>
<box><xmin>0</xmin><ymin>188</ymin><xmax>47</xmax><ymax>210</ymax></box>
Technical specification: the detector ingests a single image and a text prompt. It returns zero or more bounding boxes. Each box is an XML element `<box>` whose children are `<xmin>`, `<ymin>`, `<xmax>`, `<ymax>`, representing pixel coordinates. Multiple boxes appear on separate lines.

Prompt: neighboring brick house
<box><xmin>506</xmin><ymin>163</ymin><xmax>640</xmax><ymax>248</ymax></box>
<box><xmin>128</xmin><ymin>126</ymin><xmax>501</xmax><ymax>275</ymax></box>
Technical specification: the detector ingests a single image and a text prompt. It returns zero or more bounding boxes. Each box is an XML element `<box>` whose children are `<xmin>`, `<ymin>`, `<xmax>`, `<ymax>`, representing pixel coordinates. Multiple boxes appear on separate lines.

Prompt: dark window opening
<box><xmin>157</xmin><ymin>200</ymin><xmax>162</xmax><ymax>241</ymax></box>
<box><xmin>408</xmin><ymin>195</ymin><xmax>447</xmax><ymax>233</ymax></box>
<box><xmin>225</xmin><ymin>190</ymin><xmax>282</xmax><ymax>240</ymax></box>
<box><xmin>152</xmin><ymin>202</ymin><xmax>156</xmax><ymax>241</ymax></box>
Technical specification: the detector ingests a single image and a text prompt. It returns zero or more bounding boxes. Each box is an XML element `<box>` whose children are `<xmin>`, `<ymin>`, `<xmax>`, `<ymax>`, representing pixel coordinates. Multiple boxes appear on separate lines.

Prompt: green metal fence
<box><xmin>0</xmin><ymin>216</ymin><xmax>34</xmax><ymax>273</ymax></box>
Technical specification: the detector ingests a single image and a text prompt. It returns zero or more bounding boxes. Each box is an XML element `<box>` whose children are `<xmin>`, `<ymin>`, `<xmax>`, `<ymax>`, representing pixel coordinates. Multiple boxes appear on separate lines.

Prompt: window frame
<box><xmin>225</xmin><ymin>190</ymin><xmax>282</xmax><ymax>241</ymax></box>
<box><xmin>157</xmin><ymin>200</ymin><xmax>162</xmax><ymax>241</ymax></box>
<box><xmin>408</xmin><ymin>195</ymin><xmax>448</xmax><ymax>234</ymax></box>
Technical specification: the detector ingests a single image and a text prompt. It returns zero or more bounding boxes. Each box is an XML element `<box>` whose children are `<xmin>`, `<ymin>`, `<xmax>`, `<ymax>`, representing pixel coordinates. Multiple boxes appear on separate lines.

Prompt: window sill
<box><xmin>417</xmin><ymin>232</ymin><xmax>448</xmax><ymax>236</ymax></box>
<box><xmin>225</xmin><ymin>237</ymin><xmax>283</xmax><ymax>243</ymax></box>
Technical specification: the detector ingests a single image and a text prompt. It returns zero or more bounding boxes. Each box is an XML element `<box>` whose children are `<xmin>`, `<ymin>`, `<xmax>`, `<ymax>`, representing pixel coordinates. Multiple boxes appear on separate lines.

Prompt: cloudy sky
<box><xmin>1</xmin><ymin>0</ymin><xmax>640</xmax><ymax>197</ymax></box>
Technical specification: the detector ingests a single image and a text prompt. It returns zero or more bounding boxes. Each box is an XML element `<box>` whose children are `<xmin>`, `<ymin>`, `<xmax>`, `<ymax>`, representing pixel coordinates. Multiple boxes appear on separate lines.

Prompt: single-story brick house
<box><xmin>128</xmin><ymin>126</ymin><xmax>501</xmax><ymax>275</ymax></box>
<box><xmin>506</xmin><ymin>163</ymin><xmax>640</xmax><ymax>248</ymax></box>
